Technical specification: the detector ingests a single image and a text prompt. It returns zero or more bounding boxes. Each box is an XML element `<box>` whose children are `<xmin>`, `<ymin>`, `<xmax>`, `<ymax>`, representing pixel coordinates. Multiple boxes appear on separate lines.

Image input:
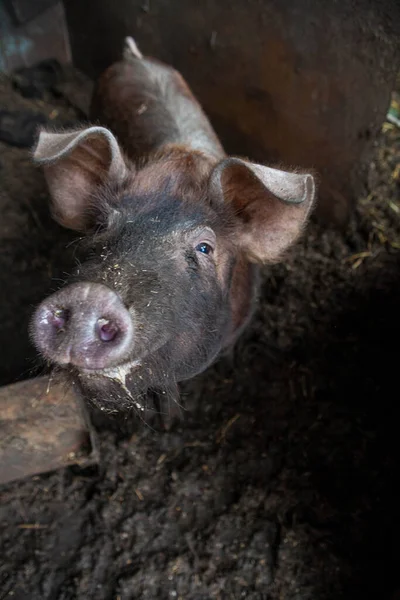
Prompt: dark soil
<box><xmin>1</xmin><ymin>65</ymin><xmax>400</xmax><ymax>600</ymax></box>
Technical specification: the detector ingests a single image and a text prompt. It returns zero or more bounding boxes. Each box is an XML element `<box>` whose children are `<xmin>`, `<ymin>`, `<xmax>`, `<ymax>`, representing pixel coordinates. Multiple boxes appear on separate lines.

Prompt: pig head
<box><xmin>30</xmin><ymin>38</ymin><xmax>315</xmax><ymax>416</ymax></box>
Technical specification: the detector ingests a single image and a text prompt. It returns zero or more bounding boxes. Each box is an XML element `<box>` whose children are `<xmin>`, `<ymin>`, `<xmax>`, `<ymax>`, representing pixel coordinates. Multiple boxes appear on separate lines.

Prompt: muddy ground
<box><xmin>0</xmin><ymin>64</ymin><xmax>400</xmax><ymax>600</ymax></box>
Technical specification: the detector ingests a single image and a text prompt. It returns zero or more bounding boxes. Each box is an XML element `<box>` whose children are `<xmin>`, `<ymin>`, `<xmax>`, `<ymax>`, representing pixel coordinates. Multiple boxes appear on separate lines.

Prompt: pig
<box><xmin>30</xmin><ymin>36</ymin><xmax>316</xmax><ymax>417</ymax></box>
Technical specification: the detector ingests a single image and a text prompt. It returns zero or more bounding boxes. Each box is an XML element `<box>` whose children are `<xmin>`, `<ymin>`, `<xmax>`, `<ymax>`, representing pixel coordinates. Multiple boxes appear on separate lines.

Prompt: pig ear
<box><xmin>33</xmin><ymin>126</ymin><xmax>129</xmax><ymax>231</ymax></box>
<box><xmin>209</xmin><ymin>157</ymin><xmax>316</xmax><ymax>263</ymax></box>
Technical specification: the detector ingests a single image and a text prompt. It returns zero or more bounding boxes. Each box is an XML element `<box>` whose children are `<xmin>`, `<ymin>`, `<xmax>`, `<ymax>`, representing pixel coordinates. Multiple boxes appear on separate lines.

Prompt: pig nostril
<box><xmin>97</xmin><ymin>318</ymin><xmax>119</xmax><ymax>342</ymax></box>
<box><xmin>50</xmin><ymin>308</ymin><xmax>69</xmax><ymax>330</ymax></box>
<box><xmin>33</xmin><ymin>283</ymin><xmax>135</xmax><ymax>369</ymax></box>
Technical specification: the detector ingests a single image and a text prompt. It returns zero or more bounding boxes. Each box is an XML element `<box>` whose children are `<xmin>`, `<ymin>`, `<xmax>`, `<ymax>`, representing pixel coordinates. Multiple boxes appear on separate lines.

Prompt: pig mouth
<box><xmin>74</xmin><ymin>343</ymin><xmax>181</xmax><ymax>416</ymax></box>
<box><xmin>78</xmin><ymin>359</ymin><xmax>146</xmax><ymax>412</ymax></box>
<box><xmin>80</xmin><ymin>358</ymin><xmax>142</xmax><ymax>382</ymax></box>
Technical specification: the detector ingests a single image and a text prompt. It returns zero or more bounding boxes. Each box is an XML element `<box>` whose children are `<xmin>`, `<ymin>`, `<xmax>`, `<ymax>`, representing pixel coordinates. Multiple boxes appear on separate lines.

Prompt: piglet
<box><xmin>30</xmin><ymin>37</ymin><xmax>315</xmax><ymax>417</ymax></box>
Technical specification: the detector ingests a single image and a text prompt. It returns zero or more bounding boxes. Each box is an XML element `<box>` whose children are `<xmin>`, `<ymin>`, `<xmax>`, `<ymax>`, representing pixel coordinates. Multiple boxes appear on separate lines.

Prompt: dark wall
<box><xmin>0</xmin><ymin>0</ymin><xmax>70</xmax><ymax>72</ymax></box>
<box><xmin>64</xmin><ymin>0</ymin><xmax>400</xmax><ymax>223</ymax></box>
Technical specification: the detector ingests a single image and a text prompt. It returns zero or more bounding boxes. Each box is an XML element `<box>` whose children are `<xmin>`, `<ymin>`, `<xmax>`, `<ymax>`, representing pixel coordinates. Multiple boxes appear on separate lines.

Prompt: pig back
<box><xmin>90</xmin><ymin>55</ymin><xmax>225</xmax><ymax>161</ymax></box>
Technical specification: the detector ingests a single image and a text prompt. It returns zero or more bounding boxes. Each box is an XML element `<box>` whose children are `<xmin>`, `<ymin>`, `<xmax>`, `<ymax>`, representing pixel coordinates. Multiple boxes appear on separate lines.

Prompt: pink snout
<box><xmin>31</xmin><ymin>282</ymin><xmax>134</xmax><ymax>370</ymax></box>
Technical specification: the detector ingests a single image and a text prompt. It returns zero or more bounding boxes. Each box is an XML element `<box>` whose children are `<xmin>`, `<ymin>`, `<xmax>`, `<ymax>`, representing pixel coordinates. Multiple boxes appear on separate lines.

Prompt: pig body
<box><xmin>91</xmin><ymin>37</ymin><xmax>225</xmax><ymax>160</ymax></box>
<box><xmin>31</xmin><ymin>37</ymin><xmax>315</xmax><ymax>416</ymax></box>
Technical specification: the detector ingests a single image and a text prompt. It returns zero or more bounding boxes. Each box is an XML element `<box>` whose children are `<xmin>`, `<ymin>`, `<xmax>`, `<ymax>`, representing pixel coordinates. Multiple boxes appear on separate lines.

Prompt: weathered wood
<box><xmin>0</xmin><ymin>376</ymin><xmax>98</xmax><ymax>485</ymax></box>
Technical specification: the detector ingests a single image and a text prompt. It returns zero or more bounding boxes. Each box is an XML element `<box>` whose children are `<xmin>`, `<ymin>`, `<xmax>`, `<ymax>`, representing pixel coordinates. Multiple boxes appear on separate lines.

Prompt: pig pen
<box><xmin>0</xmin><ymin>63</ymin><xmax>400</xmax><ymax>600</ymax></box>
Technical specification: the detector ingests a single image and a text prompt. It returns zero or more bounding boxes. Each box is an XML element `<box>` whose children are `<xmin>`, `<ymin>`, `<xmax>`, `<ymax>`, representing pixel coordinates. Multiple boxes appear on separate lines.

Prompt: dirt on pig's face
<box><xmin>31</xmin><ymin>141</ymin><xmax>248</xmax><ymax>415</ymax></box>
<box><xmin>31</xmin><ymin>126</ymin><xmax>315</xmax><ymax>415</ymax></box>
<box><xmin>69</xmin><ymin>187</ymin><xmax>238</xmax><ymax>413</ymax></box>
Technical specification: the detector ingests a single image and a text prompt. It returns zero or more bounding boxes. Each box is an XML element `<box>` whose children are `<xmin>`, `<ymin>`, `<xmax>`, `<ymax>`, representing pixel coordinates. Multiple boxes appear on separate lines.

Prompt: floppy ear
<box><xmin>209</xmin><ymin>157</ymin><xmax>316</xmax><ymax>263</ymax></box>
<box><xmin>33</xmin><ymin>126</ymin><xmax>129</xmax><ymax>231</ymax></box>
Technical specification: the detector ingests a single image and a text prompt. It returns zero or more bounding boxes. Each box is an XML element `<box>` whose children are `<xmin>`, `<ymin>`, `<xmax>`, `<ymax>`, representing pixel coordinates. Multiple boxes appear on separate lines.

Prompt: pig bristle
<box><xmin>124</xmin><ymin>36</ymin><xmax>143</xmax><ymax>61</ymax></box>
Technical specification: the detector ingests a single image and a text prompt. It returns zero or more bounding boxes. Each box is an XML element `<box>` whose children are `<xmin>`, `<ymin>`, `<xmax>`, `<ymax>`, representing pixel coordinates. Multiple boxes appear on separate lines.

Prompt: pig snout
<box><xmin>31</xmin><ymin>282</ymin><xmax>135</xmax><ymax>370</ymax></box>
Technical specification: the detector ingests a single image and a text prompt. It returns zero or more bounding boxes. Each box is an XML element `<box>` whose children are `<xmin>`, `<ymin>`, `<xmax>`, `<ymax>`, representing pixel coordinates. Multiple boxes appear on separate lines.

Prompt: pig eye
<box><xmin>195</xmin><ymin>242</ymin><xmax>213</xmax><ymax>255</ymax></box>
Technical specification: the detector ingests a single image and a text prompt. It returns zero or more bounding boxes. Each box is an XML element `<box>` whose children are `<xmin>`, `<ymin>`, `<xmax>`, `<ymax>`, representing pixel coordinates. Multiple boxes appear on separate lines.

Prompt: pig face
<box><xmin>31</xmin><ymin>127</ymin><xmax>315</xmax><ymax>414</ymax></box>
